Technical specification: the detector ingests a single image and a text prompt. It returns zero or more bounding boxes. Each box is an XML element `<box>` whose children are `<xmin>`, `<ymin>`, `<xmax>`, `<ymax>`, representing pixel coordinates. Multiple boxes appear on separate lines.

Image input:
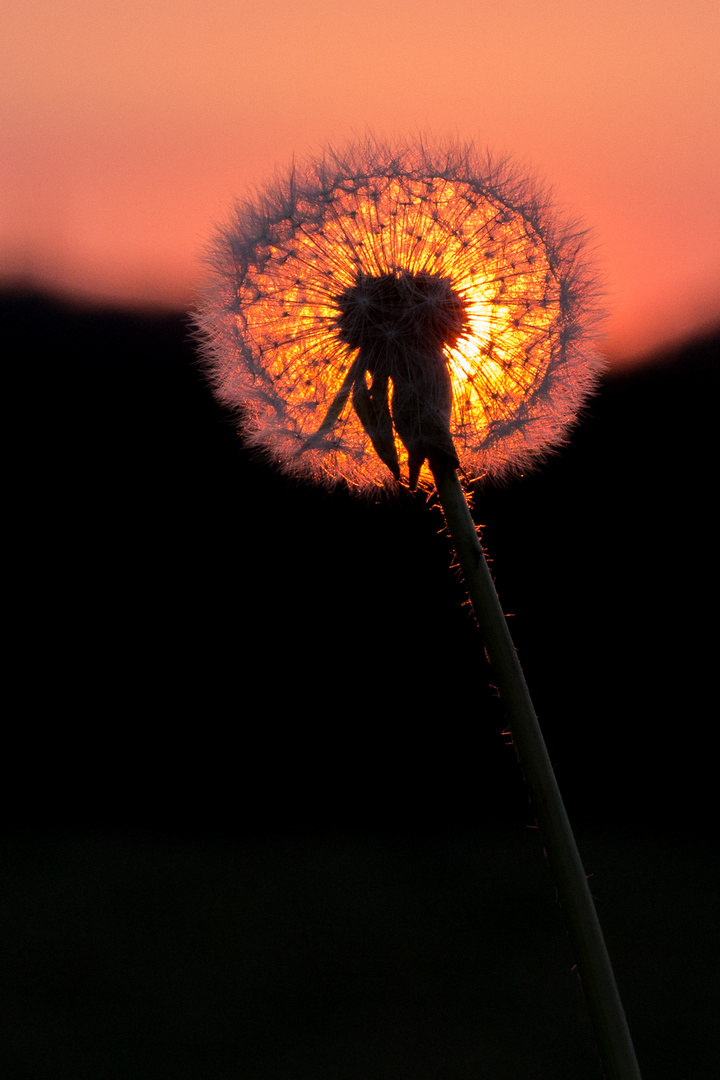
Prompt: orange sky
<box><xmin>2</xmin><ymin>0</ymin><xmax>718</xmax><ymax>367</ymax></box>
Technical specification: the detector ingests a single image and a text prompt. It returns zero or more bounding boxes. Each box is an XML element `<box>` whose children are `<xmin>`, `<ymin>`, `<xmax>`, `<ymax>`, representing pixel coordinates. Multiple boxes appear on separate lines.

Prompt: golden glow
<box><xmin>228</xmin><ymin>173</ymin><xmax>567</xmax><ymax>488</ymax></box>
<box><xmin>197</xmin><ymin>142</ymin><xmax>601</xmax><ymax>490</ymax></box>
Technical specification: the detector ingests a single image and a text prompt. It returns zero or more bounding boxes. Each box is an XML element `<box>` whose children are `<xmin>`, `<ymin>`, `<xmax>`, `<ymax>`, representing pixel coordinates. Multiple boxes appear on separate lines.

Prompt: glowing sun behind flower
<box><xmin>195</xmin><ymin>138</ymin><xmax>604</xmax><ymax>491</ymax></box>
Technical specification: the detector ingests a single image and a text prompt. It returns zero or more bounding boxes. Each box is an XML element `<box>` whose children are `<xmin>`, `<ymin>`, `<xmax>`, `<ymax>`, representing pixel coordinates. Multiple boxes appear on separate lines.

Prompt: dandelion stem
<box><xmin>432</xmin><ymin>465</ymin><xmax>642</xmax><ymax>1080</ymax></box>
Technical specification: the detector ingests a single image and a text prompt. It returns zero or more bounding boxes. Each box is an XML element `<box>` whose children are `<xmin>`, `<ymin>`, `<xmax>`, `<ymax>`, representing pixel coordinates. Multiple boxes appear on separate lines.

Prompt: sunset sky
<box><xmin>2</xmin><ymin>0</ymin><xmax>718</xmax><ymax>366</ymax></box>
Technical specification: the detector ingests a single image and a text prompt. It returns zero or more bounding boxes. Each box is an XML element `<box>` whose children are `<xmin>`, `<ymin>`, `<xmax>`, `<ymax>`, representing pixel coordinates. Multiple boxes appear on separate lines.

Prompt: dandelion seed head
<box><xmin>194</xmin><ymin>136</ymin><xmax>605</xmax><ymax>492</ymax></box>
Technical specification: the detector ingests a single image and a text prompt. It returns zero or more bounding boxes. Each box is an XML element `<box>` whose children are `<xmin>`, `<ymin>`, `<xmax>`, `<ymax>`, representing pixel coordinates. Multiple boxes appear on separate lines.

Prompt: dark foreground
<box><xmin>3</xmin><ymin>292</ymin><xmax>719</xmax><ymax>1077</ymax></box>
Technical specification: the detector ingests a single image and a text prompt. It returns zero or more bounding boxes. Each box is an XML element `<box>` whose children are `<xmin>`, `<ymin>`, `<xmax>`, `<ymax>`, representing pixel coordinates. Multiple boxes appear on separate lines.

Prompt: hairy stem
<box><xmin>432</xmin><ymin>465</ymin><xmax>642</xmax><ymax>1080</ymax></box>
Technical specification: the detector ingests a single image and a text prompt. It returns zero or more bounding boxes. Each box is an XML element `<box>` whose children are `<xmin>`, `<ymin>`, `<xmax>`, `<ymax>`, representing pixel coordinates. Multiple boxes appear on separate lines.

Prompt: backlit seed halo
<box><xmin>195</xmin><ymin>138</ymin><xmax>604</xmax><ymax>492</ymax></box>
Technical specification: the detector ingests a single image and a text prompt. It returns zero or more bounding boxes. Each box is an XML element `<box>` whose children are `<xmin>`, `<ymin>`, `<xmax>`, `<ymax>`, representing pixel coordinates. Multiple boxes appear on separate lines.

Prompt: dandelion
<box><xmin>193</xmin><ymin>137</ymin><xmax>641</xmax><ymax>1080</ymax></box>
<box><xmin>194</xmin><ymin>137</ymin><xmax>604</xmax><ymax>492</ymax></box>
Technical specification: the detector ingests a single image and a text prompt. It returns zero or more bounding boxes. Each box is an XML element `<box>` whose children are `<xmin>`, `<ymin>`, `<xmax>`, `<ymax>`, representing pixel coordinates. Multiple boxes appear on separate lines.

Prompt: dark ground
<box><xmin>3</xmin><ymin>290</ymin><xmax>719</xmax><ymax>1077</ymax></box>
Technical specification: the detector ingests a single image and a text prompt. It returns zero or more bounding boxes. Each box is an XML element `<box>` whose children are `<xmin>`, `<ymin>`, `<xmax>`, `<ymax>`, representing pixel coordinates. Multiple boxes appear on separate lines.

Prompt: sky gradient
<box><xmin>2</xmin><ymin>0</ymin><xmax>718</xmax><ymax>366</ymax></box>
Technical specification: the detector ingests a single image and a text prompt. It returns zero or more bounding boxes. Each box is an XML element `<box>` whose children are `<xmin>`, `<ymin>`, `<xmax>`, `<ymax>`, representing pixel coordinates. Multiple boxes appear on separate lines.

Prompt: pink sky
<box><xmin>2</xmin><ymin>0</ymin><xmax>718</xmax><ymax>367</ymax></box>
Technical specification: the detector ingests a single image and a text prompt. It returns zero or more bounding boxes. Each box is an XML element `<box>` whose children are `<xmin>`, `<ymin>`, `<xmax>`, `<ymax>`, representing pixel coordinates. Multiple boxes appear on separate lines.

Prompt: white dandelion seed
<box><xmin>193</xmin><ymin>136</ymin><xmax>604</xmax><ymax>492</ymax></box>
